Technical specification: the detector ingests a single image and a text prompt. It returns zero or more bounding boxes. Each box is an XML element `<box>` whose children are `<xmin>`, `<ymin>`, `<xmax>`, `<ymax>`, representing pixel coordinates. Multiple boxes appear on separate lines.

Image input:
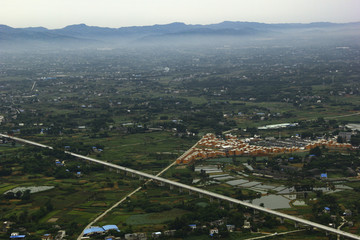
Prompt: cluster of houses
<box><xmin>2</xmin><ymin>220</ymin><xmax>66</xmax><ymax>240</ymax></box>
<box><xmin>176</xmin><ymin>133</ymin><xmax>353</xmax><ymax>164</ymax></box>
<box><xmin>79</xmin><ymin>221</ymin><xmax>239</xmax><ymax>240</ymax></box>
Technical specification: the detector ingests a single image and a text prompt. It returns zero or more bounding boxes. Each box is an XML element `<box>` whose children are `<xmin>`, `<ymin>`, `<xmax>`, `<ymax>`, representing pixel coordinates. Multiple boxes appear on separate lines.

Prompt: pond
<box><xmin>246</xmin><ymin>195</ymin><xmax>291</xmax><ymax>209</ymax></box>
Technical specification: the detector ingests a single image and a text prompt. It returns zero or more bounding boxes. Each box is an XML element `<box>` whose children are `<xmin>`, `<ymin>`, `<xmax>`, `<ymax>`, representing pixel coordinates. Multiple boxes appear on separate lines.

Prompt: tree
<box><xmin>5</xmin><ymin>192</ymin><xmax>15</xmax><ymax>199</ymax></box>
<box><xmin>309</xmin><ymin>146</ymin><xmax>322</xmax><ymax>157</ymax></box>
<box><xmin>46</xmin><ymin>199</ymin><xmax>54</xmax><ymax>212</ymax></box>
<box><xmin>22</xmin><ymin>189</ymin><xmax>31</xmax><ymax>200</ymax></box>
<box><xmin>15</xmin><ymin>191</ymin><xmax>22</xmax><ymax>199</ymax></box>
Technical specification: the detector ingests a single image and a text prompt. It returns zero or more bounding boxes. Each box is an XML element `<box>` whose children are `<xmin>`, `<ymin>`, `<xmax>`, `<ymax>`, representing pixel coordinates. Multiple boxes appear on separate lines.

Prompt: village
<box><xmin>176</xmin><ymin>133</ymin><xmax>354</xmax><ymax>165</ymax></box>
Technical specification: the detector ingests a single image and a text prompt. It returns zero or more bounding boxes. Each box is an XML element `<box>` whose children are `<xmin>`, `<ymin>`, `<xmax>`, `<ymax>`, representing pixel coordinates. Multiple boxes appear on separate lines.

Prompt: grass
<box><xmin>125</xmin><ymin>208</ymin><xmax>188</xmax><ymax>225</ymax></box>
<box><xmin>0</xmin><ymin>184</ymin><xmax>19</xmax><ymax>194</ymax></box>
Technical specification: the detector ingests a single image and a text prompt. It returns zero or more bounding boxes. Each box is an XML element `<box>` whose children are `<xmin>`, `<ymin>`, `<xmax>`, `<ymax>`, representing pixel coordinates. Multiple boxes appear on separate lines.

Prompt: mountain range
<box><xmin>1</xmin><ymin>21</ymin><xmax>359</xmax><ymax>50</ymax></box>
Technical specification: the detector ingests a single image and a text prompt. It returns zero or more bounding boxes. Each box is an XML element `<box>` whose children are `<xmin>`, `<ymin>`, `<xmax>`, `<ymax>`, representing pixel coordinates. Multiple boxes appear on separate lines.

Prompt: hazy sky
<box><xmin>1</xmin><ymin>0</ymin><xmax>359</xmax><ymax>29</ymax></box>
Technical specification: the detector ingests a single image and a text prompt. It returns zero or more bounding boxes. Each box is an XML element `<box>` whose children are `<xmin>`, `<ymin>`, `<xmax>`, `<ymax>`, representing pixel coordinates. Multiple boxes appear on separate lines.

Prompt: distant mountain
<box><xmin>0</xmin><ymin>21</ymin><xmax>359</xmax><ymax>51</ymax></box>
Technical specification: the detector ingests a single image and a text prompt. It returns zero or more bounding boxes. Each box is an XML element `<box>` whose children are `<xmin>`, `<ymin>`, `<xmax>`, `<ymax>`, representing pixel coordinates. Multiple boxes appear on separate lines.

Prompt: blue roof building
<box><xmin>102</xmin><ymin>225</ymin><xmax>120</xmax><ymax>232</ymax></box>
<box><xmin>10</xmin><ymin>235</ymin><xmax>26</xmax><ymax>239</ymax></box>
<box><xmin>189</xmin><ymin>224</ymin><xmax>196</xmax><ymax>229</ymax></box>
<box><xmin>83</xmin><ymin>225</ymin><xmax>120</xmax><ymax>236</ymax></box>
<box><xmin>320</xmin><ymin>173</ymin><xmax>328</xmax><ymax>178</ymax></box>
<box><xmin>83</xmin><ymin>227</ymin><xmax>104</xmax><ymax>235</ymax></box>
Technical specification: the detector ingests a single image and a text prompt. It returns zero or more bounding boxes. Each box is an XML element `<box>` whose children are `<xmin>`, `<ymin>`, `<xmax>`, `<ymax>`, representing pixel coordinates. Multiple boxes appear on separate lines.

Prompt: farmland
<box><xmin>0</xmin><ymin>38</ymin><xmax>360</xmax><ymax>239</ymax></box>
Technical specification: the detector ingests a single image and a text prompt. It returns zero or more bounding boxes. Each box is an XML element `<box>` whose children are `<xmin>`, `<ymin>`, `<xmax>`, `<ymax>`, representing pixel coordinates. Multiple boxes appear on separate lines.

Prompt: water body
<box><xmin>247</xmin><ymin>195</ymin><xmax>291</xmax><ymax>209</ymax></box>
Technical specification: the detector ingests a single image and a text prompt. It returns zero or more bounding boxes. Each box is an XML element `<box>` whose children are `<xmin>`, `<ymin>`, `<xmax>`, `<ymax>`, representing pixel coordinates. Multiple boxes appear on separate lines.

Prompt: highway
<box><xmin>244</xmin><ymin>229</ymin><xmax>306</xmax><ymax>239</ymax></box>
<box><xmin>1</xmin><ymin>133</ymin><xmax>360</xmax><ymax>240</ymax></box>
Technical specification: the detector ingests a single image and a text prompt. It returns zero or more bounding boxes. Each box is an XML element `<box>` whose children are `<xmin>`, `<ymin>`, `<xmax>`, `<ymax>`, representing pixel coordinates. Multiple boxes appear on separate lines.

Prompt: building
<box><xmin>163</xmin><ymin>230</ymin><xmax>176</xmax><ymax>237</ymax></box>
<box><xmin>10</xmin><ymin>233</ymin><xmax>26</xmax><ymax>239</ymax></box>
<box><xmin>124</xmin><ymin>232</ymin><xmax>147</xmax><ymax>240</ymax></box>
<box><xmin>324</xmin><ymin>207</ymin><xmax>331</xmax><ymax>214</ymax></box>
<box><xmin>339</xmin><ymin>132</ymin><xmax>353</xmax><ymax>142</ymax></box>
<box><xmin>188</xmin><ymin>224</ymin><xmax>196</xmax><ymax>230</ymax></box>
<box><xmin>209</xmin><ymin>228</ymin><xmax>219</xmax><ymax>236</ymax></box>
<box><xmin>151</xmin><ymin>232</ymin><xmax>161</xmax><ymax>238</ymax></box>
<box><xmin>243</xmin><ymin>220</ymin><xmax>251</xmax><ymax>229</ymax></box>
<box><xmin>41</xmin><ymin>234</ymin><xmax>53</xmax><ymax>240</ymax></box>
<box><xmin>344</xmin><ymin>209</ymin><xmax>352</xmax><ymax>216</ymax></box>
<box><xmin>102</xmin><ymin>225</ymin><xmax>120</xmax><ymax>232</ymax></box>
<box><xmin>320</xmin><ymin>173</ymin><xmax>327</xmax><ymax>179</ymax></box>
<box><xmin>83</xmin><ymin>226</ymin><xmax>104</xmax><ymax>236</ymax></box>
<box><xmin>226</xmin><ymin>225</ymin><xmax>235</xmax><ymax>232</ymax></box>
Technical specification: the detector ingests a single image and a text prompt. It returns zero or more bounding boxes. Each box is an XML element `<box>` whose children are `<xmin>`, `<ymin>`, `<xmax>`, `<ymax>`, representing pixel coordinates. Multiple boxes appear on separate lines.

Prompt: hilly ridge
<box><xmin>1</xmin><ymin>21</ymin><xmax>359</xmax><ymax>51</ymax></box>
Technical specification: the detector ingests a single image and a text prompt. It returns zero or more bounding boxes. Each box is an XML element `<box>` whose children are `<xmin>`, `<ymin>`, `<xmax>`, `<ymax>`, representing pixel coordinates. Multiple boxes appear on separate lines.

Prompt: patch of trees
<box><xmin>22</xmin><ymin>154</ymin><xmax>53</xmax><ymax>175</ymax></box>
<box><xmin>3</xmin><ymin>189</ymin><xmax>31</xmax><ymax>200</ymax></box>
<box><xmin>303</xmin><ymin>152</ymin><xmax>356</xmax><ymax>174</ymax></box>
<box><xmin>0</xmin><ymin>166</ymin><xmax>12</xmax><ymax>176</ymax></box>
<box><xmin>351</xmin><ymin>135</ymin><xmax>360</xmax><ymax>146</ymax></box>
<box><xmin>171</xmin><ymin>171</ymin><xmax>193</xmax><ymax>185</ymax></box>
<box><xmin>124</xmin><ymin>198</ymin><xmax>171</xmax><ymax>213</ymax></box>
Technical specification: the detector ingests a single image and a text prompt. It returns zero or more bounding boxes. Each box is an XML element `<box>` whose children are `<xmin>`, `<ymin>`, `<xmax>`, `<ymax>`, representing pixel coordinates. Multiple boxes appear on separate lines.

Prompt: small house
<box><xmin>151</xmin><ymin>232</ymin><xmax>161</xmax><ymax>238</ymax></box>
<box><xmin>243</xmin><ymin>220</ymin><xmax>251</xmax><ymax>229</ymax></box>
<box><xmin>209</xmin><ymin>228</ymin><xmax>218</xmax><ymax>236</ymax></box>
<box><xmin>339</xmin><ymin>132</ymin><xmax>352</xmax><ymax>142</ymax></box>
<box><xmin>188</xmin><ymin>224</ymin><xmax>196</xmax><ymax>230</ymax></box>
<box><xmin>10</xmin><ymin>233</ymin><xmax>26</xmax><ymax>239</ymax></box>
<box><xmin>124</xmin><ymin>232</ymin><xmax>147</xmax><ymax>240</ymax></box>
<box><xmin>41</xmin><ymin>234</ymin><xmax>53</xmax><ymax>240</ymax></box>
<box><xmin>344</xmin><ymin>209</ymin><xmax>352</xmax><ymax>216</ymax></box>
<box><xmin>102</xmin><ymin>225</ymin><xmax>120</xmax><ymax>233</ymax></box>
<box><xmin>164</xmin><ymin>230</ymin><xmax>176</xmax><ymax>237</ymax></box>
<box><xmin>83</xmin><ymin>226</ymin><xmax>104</xmax><ymax>236</ymax></box>
<box><xmin>226</xmin><ymin>225</ymin><xmax>235</xmax><ymax>232</ymax></box>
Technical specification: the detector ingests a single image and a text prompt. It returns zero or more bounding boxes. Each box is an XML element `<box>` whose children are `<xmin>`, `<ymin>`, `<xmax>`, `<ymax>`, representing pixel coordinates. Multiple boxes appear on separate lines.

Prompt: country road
<box><xmin>76</xmin><ymin>139</ymin><xmax>200</xmax><ymax>239</ymax></box>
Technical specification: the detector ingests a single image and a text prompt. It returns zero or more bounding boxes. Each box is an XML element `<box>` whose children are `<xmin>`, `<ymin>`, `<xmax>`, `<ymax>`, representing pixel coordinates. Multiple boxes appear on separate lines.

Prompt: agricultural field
<box><xmin>0</xmin><ymin>39</ymin><xmax>359</xmax><ymax>239</ymax></box>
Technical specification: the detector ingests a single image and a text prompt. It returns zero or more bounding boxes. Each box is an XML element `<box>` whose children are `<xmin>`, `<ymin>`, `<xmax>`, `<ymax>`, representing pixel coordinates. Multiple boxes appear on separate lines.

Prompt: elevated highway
<box><xmin>1</xmin><ymin>133</ymin><xmax>360</xmax><ymax>240</ymax></box>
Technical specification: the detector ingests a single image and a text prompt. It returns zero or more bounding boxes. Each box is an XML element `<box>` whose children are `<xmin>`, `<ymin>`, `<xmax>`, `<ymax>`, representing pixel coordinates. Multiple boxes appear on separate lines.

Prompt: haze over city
<box><xmin>1</xmin><ymin>0</ymin><xmax>360</xmax><ymax>29</ymax></box>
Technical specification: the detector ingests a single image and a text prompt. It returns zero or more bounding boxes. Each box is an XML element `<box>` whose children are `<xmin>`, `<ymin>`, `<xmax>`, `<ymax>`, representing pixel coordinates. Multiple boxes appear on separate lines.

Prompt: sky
<box><xmin>1</xmin><ymin>0</ymin><xmax>360</xmax><ymax>29</ymax></box>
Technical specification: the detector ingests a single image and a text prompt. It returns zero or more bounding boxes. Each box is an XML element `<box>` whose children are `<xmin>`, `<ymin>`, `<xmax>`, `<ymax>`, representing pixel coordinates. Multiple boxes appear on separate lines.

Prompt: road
<box><xmin>245</xmin><ymin>229</ymin><xmax>306</xmax><ymax>239</ymax></box>
<box><xmin>338</xmin><ymin>216</ymin><xmax>348</xmax><ymax>240</ymax></box>
<box><xmin>2</xmin><ymin>133</ymin><xmax>360</xmax><ymax>240</ymax></box>
<box><xmin>77</xmin><ymin>186</ymin><xmax>142</xmax><ymax>240</ymax></box>
<box><xmin>324</xmin><ymin>112</ymin><xmax>360</xmax><ymax>120</ymax></box>
<box><xmin>76</xmin><ymin>139</ymin><xmax>199</xmax><ymax>239</ymax></box>
<box><xmin>76</xmin><ymin>160</ymin><xmax>178</xmax><ymax>240</ymax></box>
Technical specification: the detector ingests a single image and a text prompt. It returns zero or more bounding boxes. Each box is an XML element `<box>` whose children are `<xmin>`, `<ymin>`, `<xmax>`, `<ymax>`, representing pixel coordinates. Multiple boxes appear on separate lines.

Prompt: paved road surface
<box><xmin>245</xmin><ymin>229</ymin><xmax>306</xmax><ymax>239</ymax></box>
<box><xmin>76</xmin><ymin>139</ymin><xmax>200</xmax><ymax>239</ymax></box>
